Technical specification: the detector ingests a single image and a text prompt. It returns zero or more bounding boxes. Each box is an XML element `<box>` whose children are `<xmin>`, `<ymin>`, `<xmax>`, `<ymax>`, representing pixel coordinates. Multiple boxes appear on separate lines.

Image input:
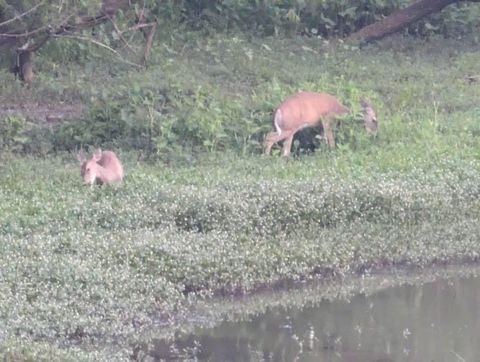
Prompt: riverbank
<box><xmin>1</xmin><ymin>153</ymin><xmax>480</xmax><ymax>360</ymax></box>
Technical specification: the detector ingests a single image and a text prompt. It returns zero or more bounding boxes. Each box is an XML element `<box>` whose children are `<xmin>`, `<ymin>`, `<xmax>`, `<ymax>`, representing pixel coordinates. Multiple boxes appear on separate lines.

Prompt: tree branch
<box><xmin>52</xmin><ymin>33</ymin><xmax>144</xmax><ymax>69</ymax></box>
<box><xmin>0</xmin><ymin>24</ymin><xmax>50</xmax><ymax>39</ymax></box>
<box><xmin>143</xmin><ymin>21</ymin><xmax>156</xmax><ymax>65</ymax></box>
<box><xmin>106</xmin><ymin>13</ymin><xmax>137</xmax><ymax>55</ymax></box>
<box><xmin>0</xmin><ymin>2</ymin><xmax>45</xmax><ymax>28</ymax></box>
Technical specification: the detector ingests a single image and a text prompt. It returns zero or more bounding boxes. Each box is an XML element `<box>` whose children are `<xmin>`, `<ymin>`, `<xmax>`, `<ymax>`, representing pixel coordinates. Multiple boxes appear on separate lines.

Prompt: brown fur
<box><xmin>265</xmin><ymin>92</ymin><xmax>378</xmax><ymax>156</ymax></box>
<box><xmin>264</xmin><ymin>92</ymin><xmax>349</xmax><ymax>156</ymax></box>
<box><xmin>77</xmin><ymin>149</ymin><xmax>124</xmax><ymax>185</ymax></box>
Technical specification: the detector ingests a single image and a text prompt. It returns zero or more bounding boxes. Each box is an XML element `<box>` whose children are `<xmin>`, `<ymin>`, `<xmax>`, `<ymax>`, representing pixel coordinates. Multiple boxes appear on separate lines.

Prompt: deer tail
<box><xmin>273</xmin><ymin>109</ymin><xmax>282</xmax><ymax>135</ymax></box>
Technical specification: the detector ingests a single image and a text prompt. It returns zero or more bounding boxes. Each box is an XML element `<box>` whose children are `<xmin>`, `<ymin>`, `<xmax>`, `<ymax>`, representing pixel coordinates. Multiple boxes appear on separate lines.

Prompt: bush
<box><xmin>52</xmin><ymin>81</ymin><xmax>267</xmax><ymax>160</ymax></box>
<box><xmin>0</xmin><ymin>114</ymin><xmax>31</xmax><ymax>152</ymax></box>
<box><xmin>0</xmin><ymin>114</ymin><xmax>55</xmax><ymax>154</ymax></box>
<box><xmin>52</xmin><ymin>101</ymin><xmax>128</xmax><ymax>151</ymax></box>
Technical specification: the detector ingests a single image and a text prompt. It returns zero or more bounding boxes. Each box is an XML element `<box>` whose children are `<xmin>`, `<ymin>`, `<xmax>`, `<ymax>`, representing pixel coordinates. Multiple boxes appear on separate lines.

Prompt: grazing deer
<box><xmin>264</xmin><ymin>91</ymin><xmax>378</xmax><ymax>156</ymax></box>
<box><xmin>77</xmin><ymin>149</ymin><xmax>124</xmax><ymax>186</ymax></box>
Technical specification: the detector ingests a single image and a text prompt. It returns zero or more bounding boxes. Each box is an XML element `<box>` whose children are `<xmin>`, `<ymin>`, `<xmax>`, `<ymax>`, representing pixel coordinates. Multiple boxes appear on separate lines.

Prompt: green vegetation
<box><xmin>1</xmin><ymin>152</ymin><xmax>480</xmax><ymax>359</ymax></box>
<box><xmin>0</xmin><ymin>25</ymin><xmax>480</xmax><ymax>361</ymax></box>
<box><xmin>1</xmin><ymin>33</ymin><xmax>480</xmax><ymax>160</ymax></box>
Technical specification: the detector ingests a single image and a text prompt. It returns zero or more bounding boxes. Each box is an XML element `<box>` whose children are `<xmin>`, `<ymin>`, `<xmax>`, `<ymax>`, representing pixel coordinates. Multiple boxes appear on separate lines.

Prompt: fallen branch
<box><xmin>465</xmin><ymin>74</ymin><xmax>480</xmax><ymax>84</ymax></box>
<box><xmin>347</xmin><ymin>0</ymin><xmax>480</xmax><ymax>43</ymax></box>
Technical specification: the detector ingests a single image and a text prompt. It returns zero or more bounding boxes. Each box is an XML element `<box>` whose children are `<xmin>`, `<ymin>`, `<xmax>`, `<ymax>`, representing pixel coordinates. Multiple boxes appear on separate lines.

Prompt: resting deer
<box><xmin>264</xmin><ymin>91</ymin><xmax>377</xmax><ymax>156</ymax></box>
<box><xmin>77</xmin><ymin>149</ymin><xmax>124</xmax><ymax>186</ymax></box>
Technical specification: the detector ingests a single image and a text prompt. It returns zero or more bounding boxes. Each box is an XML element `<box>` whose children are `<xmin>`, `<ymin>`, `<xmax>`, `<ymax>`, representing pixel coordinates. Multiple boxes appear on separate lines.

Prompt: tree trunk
<box><xmin>347</xmin><ymin>0</ymin><xmax>480</xmax><ymax>43</ymax></box>
<box><xmin>18</xmin><ymin>49</ymin><xmax>34</xmax><ymax>84</ymax></box>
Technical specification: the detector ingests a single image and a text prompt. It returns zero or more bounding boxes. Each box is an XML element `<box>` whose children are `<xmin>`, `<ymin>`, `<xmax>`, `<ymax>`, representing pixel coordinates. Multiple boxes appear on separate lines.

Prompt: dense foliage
<box><xmin>3</xmin><ymin>0</ymin><xmax>478</xmax><ymax>39</ymax></box>
<box><xmin>161</xmin><ymin>0</ymin><xmax>480</xmax><ymax>37</ymax></box>
<box><xmin>1</xmin><ymin>1</ymin><xmax>480</xmax><ymax>72</ymax></box>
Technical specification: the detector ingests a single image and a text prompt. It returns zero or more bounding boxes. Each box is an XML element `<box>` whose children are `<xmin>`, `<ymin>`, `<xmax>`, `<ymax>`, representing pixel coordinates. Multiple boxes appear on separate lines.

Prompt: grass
<box><xmin>1</xmin><ymin>33</ymin><xmax>479</xmax><ymax>158</ymax></box>
<box><xmin>0</xmin><ymin>33</ymin><xmax>480</xmax><ymax>360</ymax></box>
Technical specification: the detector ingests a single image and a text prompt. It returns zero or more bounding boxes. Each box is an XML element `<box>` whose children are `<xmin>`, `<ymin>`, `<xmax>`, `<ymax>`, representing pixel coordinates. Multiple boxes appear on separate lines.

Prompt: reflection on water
<box><xmin>147</xmin><ymin>275</ymin><xmax>480</xmax><ymax>361</ymax></box>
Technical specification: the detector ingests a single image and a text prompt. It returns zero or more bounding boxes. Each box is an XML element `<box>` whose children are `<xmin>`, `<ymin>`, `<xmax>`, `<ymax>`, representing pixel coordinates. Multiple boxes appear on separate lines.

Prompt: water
<box><xmin>146</xmin><ymin>272</ymin><xmax>480</xmax><ymax>361</ymax></box>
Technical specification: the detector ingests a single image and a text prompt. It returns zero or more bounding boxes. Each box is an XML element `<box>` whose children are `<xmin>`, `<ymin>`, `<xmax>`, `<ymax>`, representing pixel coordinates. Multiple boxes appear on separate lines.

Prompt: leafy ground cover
<box><xmin>0</xmin><ymin>33</ymin><xmax>479</xmax><ymax>360</ymax></box>
<box><xmin>1</xmin><ymin>152</ymin><xmax>480</xmax><ymax>360</ymax></box>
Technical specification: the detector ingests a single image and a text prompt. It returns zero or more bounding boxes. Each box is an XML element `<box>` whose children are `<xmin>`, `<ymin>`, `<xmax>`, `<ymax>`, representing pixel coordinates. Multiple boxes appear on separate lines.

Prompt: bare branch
<box><xmin>52</xmin><ymin>33</ymin><xmax>144</xmax><ymax>69</ymax></box>
<box><xmin>106</xmin><ymin>14</ymin><xmax>137</xmax><ymax>55</ymax></box>
<box><xmin>143</xmin><ymin>21</ymin><xmax>156</xmax><ymax>65</ymax></box>
<box><xmin>122</xmin><ymin>22</ymin><xmax>156</xmax><ymax>33</ymax></box>
<box><xmin>0</xmin><ymin>24</ymin><xmax>50</xmax><ymax>39</ymax></box>
<box><xmin>1</xmin><ymin>10</ymin><xmax>67</xmax><ymax>38</ymax></box>
<box><xmin>0</xmin><ymin>2</ymin><xmax>45</xmax><ymax>28</ymax></box>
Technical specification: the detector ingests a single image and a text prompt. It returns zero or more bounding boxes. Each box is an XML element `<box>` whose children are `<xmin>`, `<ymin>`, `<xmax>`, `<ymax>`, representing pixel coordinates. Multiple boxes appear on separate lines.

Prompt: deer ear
<box><xmin>77</xmin><ymin>150</ymin><xmax>86</xmax><ymax>164</ymax></box>
<box><xmin>93</xmin><ymin>148</ymin><xmax>102</xmax><ymax>161</ymax></box>
<box><xmin>360</xmin><ymin>97</ymin><xmax>371</xmax><ymax>109</ymax></box>
<box><xmin>360</xmin><ymin>98</ymin><xmax>377</xmax><ymax>117</ymax></box>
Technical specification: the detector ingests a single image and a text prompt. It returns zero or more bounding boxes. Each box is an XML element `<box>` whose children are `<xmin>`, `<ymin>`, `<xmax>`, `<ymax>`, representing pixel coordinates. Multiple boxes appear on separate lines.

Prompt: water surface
<box><xmin>146</xmin><ymin>271</ymin><xmax>480</xmax><ymax>361</ymax></box>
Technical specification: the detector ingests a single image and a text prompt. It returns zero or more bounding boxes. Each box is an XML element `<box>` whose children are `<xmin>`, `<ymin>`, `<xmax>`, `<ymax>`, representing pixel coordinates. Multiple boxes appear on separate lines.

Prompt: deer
<box><xmin>264</xmin><ymin>91</ymin><xmax>378</xmax><ymax>157</ymax></box>
<box><xmin>360</xmin><ymin>97</ymin><xmax>378</xmax><ymax>135</ymax></box>
<box><xmin>77</xmin><ymin>149</ymin><xmax>124</xmax><ymax>186</ymax></box>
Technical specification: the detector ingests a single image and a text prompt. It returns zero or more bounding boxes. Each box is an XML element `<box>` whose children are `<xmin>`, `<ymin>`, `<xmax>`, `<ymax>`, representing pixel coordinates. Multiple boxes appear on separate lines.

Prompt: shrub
<box><xmin>0</xmin><ymin>114</ymin><xmax>55</xmax><ymax>154</ymax></box>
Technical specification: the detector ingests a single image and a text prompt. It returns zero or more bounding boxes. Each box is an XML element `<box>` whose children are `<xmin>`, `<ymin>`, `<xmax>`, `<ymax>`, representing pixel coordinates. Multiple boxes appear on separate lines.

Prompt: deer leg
<box><xmin>264</xmin><ymin>130</ymin><xmax>293</xmax><ymax>155</ymax></box>
<box><xmin>281</xmin><ymin>132</ymin><xmax>296</xmax><ymax>157</ymax></box>
<box><xmin>322</xmin><ymin>119</ymin><xmax>336</xmax><ymax>148</ymax></box>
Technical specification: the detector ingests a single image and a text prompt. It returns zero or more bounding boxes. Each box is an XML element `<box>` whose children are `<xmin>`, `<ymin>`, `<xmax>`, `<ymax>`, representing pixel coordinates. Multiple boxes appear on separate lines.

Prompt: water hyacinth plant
<box><xmin>2</xmin><ymin>152</ymin><xmax>480</xmax><ymax>359</ymax></box>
